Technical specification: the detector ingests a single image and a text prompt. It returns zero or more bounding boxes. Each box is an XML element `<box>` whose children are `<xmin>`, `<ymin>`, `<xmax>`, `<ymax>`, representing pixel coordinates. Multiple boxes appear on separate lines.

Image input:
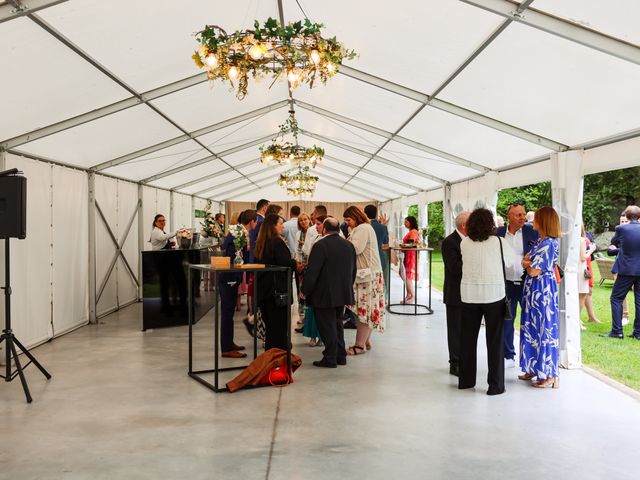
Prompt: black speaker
<box><xmin>0</xmin><ymin>175</ymin><xmax>27</xmax><ymax>239</ymax></box>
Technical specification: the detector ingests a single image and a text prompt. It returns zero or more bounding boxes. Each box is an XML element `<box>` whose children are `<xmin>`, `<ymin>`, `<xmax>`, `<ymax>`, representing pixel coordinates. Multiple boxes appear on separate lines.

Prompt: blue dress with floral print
<box><xmin>519</xmin><ymin>237</ymin><xmax>560</xmax><ymax>379</ymax></box>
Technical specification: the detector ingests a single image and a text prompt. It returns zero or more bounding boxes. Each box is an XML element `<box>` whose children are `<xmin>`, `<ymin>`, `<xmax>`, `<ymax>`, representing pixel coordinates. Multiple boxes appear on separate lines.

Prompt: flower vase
<box><xmin>233</xmin><ymin>250</ymin><xmax>244</xmax><ymax>267</ymax></box>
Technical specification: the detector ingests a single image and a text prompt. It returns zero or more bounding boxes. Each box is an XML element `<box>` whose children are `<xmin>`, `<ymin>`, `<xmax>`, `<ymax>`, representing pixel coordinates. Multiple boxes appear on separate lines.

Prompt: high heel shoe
<box><xmin>532</xmin><ymin>377</ymin><xmax>559</xmax><ymax>389</ymax></box>
<box><xmin>518</xmin><ymin>373</ymin><xmax>535</xmax><ymax>381</ymax></box>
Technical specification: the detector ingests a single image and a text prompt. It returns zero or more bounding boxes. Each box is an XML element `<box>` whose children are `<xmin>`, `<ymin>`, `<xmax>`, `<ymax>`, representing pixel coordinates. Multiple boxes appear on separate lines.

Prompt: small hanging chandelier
<box><xmin>260</xmin><ymin>108</ymin><xmax>324</xmax><ymax>168</ymax></box>
<box><xmin>192</xmin><ymin>18</ymin><xmax>357</xmax><ymax>99</ymax></box>
<box><xmin>278</xmin><ymin>166</ymin><xmax>319</xmax><ymax>197</ymax></box>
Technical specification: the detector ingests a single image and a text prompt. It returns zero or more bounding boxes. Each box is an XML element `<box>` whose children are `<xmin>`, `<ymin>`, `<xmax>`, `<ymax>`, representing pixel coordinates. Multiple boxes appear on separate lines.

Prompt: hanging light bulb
<box><xmin>287</xmin><ymin>69</ymin><xmax>300</xmax><ymax>83</ymax></box>
<box><xmin>326</xmin><ymin>62</ymin><xmax>336</xmax><ymax>73</ymax></box>
<box><xmin>310</xmin><ymin>50</ymin><xmax>321</xmax><ymax>65</ymax></box>
<box><xmin>228</xmin><ymin>66</ymin><xmax>239</xmax><ymax>79</ymax></box>
<box><xmin>249</xmin><ymin>43</ymin><xmax>265</xmax><ymax>60</ymax></box>
<box><xmin>205</xmin><ymin>53</ymin><xmax>218</xmax><ymax>68</ymax></box>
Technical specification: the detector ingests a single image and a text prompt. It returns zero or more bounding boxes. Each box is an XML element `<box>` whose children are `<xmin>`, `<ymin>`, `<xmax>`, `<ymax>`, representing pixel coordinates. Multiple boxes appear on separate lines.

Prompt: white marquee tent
<box><xmin>1</xmin><ymin>0</ymin><xmax>640</xmax><ymax>366</ymax></box>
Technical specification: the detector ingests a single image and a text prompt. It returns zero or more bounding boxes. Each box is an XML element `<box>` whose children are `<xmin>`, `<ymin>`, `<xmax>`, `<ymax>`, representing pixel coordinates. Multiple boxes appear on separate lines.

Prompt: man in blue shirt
<box><xmin>364</xmin><ymin>204</ymin><xmax>389</xmax><ymax>301</ymax></box>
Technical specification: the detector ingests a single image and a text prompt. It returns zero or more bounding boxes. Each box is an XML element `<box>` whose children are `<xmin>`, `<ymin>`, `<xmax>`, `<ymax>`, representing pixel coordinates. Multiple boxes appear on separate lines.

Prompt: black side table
<box><xmin>387</xmin><ymin>247</ymin><xmax>433</xmax><ymax>316</ymax></box>
<box><xmin>187</xmin><ymin>264</ymin><xmax>292</xmax><ymax>393</ymax></box>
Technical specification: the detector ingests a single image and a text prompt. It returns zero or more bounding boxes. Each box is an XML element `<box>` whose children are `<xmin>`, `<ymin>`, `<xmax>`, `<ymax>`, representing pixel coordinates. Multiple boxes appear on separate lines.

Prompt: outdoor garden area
<box><xmin>413</xmin><ymin>165</ymin><xmax>640</xmax><ymax>392</ymax></box>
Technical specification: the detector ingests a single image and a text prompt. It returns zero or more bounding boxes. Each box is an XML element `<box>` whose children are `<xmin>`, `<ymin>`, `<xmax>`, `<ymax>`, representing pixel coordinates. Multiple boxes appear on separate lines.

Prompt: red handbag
<box><xmin>259</xmin><ymin>366</ymin><xmax>293</xmax><ymax>387</ymax></box>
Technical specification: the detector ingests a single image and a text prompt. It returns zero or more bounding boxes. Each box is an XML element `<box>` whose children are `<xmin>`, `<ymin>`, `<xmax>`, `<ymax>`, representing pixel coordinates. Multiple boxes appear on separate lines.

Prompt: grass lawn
<box><xmin>428</xmin><ymin>249</ymin><xmax>640</xmax><ymax>392</ymax></box>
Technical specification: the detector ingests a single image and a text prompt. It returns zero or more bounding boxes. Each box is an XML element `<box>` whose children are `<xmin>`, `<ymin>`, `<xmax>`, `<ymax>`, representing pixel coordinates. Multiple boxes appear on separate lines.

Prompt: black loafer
<box><xmin>313</xmin><ymin>359</ymin><xmax>337</xmax><ymax>368</ymax></box>
<box><xmin>627</xmin><ymin>334</ymin><xmax>640</xmax><ymax>340</ymax></box>
<box><xmin>242</xmin><ymin>318</ymin><xmax>254</xmax><ymax>336</ymax></box>
<box><xmin>487</xmin><ymin>388</ymin><xmax>506</xmax><ymax>396</ymax></box>
<box><xmin>599</xmin><ymin>332</ymin><xmax>624</xmax><ymax>339</ymax></box>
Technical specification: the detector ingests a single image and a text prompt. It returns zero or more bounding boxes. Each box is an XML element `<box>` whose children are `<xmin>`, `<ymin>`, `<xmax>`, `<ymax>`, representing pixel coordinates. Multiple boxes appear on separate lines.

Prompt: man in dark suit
<box><xmin>496</xmin><ymin>202</ymin><xmax>539</xmax><ymax>367</ymax></box>
<box><xmin>441</xmin><ymin>211</ymin><xmax>470</xmax><ymax>377</ymax></box>
<box><xmin>601</xmin><ymin>205</ymin><xmax>640</xmax><ymax>340</ymax></box>
<box><xmin>249</xmin><ymin>198</ymin><xmax>269</xmax><ymax>262</ymax></box>
<box><xmin>303</xmin><ymin>217</ymin><xmax>357</xmax><ymax>368</ymax></box>
<box><xmin>219</xmin><ymin>209</ymin><xmax>257</xmax><ymax>357</ymax></box>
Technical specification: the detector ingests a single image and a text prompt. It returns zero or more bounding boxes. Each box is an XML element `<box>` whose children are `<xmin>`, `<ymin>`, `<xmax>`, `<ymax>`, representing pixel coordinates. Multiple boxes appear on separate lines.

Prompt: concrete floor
<box><xmin>2</xmin><ymin>280</ymin><xmax>640</xmax><ymax>480</ymax></box>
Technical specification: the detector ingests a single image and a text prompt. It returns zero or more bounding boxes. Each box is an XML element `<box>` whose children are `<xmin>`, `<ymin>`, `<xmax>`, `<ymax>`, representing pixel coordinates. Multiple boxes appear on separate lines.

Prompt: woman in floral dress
<box><xmin>519</xmin><ymin>206</ymin><xmax>561</xmax><ymax>388</ymax></box>
<box><xmin>343</xmin><ymin>206</ymin><xmax>385</xmax><ymax>355</ymax></box>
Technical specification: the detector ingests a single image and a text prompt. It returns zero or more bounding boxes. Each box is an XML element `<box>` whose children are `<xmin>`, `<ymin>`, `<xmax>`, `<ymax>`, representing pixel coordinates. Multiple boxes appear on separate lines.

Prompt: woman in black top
<box><xmin>254</xmin><ymin>214</ymin><xmax>297</xmax><ymax>350</ymax></box>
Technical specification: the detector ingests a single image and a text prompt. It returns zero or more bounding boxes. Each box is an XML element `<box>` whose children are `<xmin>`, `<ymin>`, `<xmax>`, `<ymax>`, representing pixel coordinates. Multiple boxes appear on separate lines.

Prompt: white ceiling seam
<box><xmin>91</xmin><ymin>100</ymin><xmax>288</xmax><ymax>171</ymax></box>
<box><xmin>294</xmin><ymin>100</ymin><xmax>488</xmax><ymax>172</ymax></box>
<box><xmin>300</xmin><ymin>129</ymin><xmax>447</xmax><ymax>185</ymax></box>
<box><xmin>172</xmin><ymin>157</ymin><xmax>261</xmax><ymax>191</ymax></box>
<box><xmin>315</xmin><ymin>164</ymin><xmax>405</xmax><ymax>197</ymax></box>
<box><xmin>0</xmin><ymin>72</ymin><xmax>209</xmax><ymax>150</ymax></box>
<box><xmin>460</xmin><ymin>0</ymin><xmax>640</xmax><ymax>66</ymax></box>
<box><xmin>339</xmin><ymin>65</ymin><xmax>567</xmax><ymax>151</ymax></box>
<box><xmin>23</xmin><ymin>12</ymin><xmax>262</xmax><ymax>189</ymax></box>
<box><xmin>141</xmin><ymin>133</ymin><xmax>278</xmax><ymax>184</ymax></box>
<box><xmin>4</xmin><ymin>147</ymin><xmax>210</xmax><ymax>201</ymax></box>
<box><xmin>323</xmin><ymin>155</ymin><xmax>420</xmax><ymax>191</ymax></box>
<box><xmin>0</xmin><ymin>0</ymin><xmax>69</xmax><ymax>24</ymax></box>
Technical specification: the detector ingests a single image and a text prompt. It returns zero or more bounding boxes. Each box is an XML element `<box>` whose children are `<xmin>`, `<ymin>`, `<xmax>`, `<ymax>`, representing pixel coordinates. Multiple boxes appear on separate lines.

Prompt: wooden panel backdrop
<box><xmin>225</xmin><ymin>201</ymin><xmax>376</xmax><ymax>230</ymax></box>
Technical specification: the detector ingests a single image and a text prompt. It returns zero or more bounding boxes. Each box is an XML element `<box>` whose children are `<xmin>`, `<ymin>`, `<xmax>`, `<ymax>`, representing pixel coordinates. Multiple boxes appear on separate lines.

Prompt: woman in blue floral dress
<box><xmin>519</xmin><ymin>207</ymin><xmax>561</xmax><ymax>389</ymax></box>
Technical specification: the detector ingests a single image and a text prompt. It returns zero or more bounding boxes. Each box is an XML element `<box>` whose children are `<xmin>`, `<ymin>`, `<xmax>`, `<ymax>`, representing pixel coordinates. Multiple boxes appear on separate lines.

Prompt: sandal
<box><xmin>518</xmin><ymin>373</ymin><xmax>535</xmax><ymax>381</ymax></box>
<box><xmin>347</xmin><ymin>345</ymin><xmax>366</xmax><ymax>356</ymax></box>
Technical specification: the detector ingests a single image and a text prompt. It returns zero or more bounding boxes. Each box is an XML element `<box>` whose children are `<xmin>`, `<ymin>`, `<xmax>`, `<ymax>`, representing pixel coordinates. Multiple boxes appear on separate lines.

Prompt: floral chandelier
<box><xmin>260</xmin><ymin>109</ymin><xmax>324</xmax><ymax>168</ymax></box>
<box><xmin>278</xmin><ymin>166</ymin><xmax>319</xmax><ymax>197</ymax></box>
<box><xmin>192</xmin><ymin>18</ymin><xmax>357</xmax><ymax>98</ymax></box>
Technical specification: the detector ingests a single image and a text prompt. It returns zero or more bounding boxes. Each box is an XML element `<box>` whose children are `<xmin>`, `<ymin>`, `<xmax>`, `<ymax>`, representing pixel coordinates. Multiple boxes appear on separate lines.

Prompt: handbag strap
<box><xmin>497</xmin><ymin>236</ymin><xmax>508</xmax><ymax>290</ymax></box>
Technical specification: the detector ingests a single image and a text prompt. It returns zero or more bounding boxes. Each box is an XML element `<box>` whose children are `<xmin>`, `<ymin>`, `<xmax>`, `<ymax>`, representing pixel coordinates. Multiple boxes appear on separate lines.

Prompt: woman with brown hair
<box><xmin>459</xmin><ymin>208</ymin><xmax>510</xmax><ymax>396</ymax></box>
<box><xmin>519</xmin><ymin>206</ymin><xmax>561</xmax><ymax>388</ymax></box>
<box><xmin>255</xmin><ymin>214</ymin><xmax>297</xmax><ymax>350</ymax></box>
<box><xmin>343</xmin><ymin>206</ymin><xmax>385</xmax><ymax>355</ymax></box>
<box><xmin>401</xmin><ymin>215</ymin><xmax>420</xmax><ymax>304</ymax></box>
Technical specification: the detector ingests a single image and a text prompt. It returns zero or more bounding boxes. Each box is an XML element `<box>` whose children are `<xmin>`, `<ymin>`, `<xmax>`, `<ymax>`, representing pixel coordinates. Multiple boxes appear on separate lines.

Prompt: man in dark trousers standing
<box><xmin>303</xmin><ymin>218</ymin><xmax>357</xmax><ymax>368</ymax></box>
<box><xmin>496</xmin><ymin>201</ymin><xmax>539</xmax><ymax>368</ymax></box>
<box><xmin>219</xmin><ymin>210</ymin><xmax>257</xmax><ymax>357</ymax></box>
<box><xmin>441</xmin><ymin>211</ymin><xmax>470</xmax><ymax>377</ymax></box>
<box><xmin>601</xmin><ymin>205</ymin><xmax>640</xmax><ymax>340</ymax></box>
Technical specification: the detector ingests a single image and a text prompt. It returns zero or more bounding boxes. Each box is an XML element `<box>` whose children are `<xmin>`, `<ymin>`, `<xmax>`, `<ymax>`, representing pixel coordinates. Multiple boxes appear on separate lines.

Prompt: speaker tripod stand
<box><xmin>1</xmin><ymin>237</ymin><xmax>51</xmax><ymax>403</ymax></box>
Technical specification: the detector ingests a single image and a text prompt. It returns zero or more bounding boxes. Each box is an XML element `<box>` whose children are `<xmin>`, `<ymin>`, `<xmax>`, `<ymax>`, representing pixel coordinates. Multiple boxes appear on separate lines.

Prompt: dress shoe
<box><xmin>627</xmin><ymin>333</ymin><xmax>640</xmax><ymax>340</ymax></box>
<box><xmin>449</xmin><ymin>365</ymin><xmax>459</xmax><ymax>377</ymax></box>
<box><xmin>242</xmin><ymin>318</ymin><xmax>254</xmax><ymax>336</ymax></box>
<box><xmin>599</xmin><ymin>332</ymin><xmax>624</xmax><ymax>339</ymax></box>
<box><xmin>337</xmin><ymin>358</ymin><xmax>347</xmax><ymax>366</ymax></box>
<box><xmin>221</xmin><ymin>350</ymin><xmax>247</xmax><ymax>358</ymax></box>
<box><xmin>231</xmin><ymin>343</ymin><xmax>246</xmax><ymax>351</ymax></box>
<box><xmin>313</xmin><ymin>359</ymin><xmax>337</xmax><ymax>368</ymax></box>
<box><xmin>487</xmin><ymin>388</ymin><xmax>506</xmax><ymax>396</ymax></box>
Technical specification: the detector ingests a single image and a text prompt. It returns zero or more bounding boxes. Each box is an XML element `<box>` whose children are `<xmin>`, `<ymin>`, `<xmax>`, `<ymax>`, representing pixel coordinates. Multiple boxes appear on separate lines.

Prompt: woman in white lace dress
<box><xmin>343</xmin><ymin>206</ymin><xmax>386</xmax><ymax>355</ymax></box>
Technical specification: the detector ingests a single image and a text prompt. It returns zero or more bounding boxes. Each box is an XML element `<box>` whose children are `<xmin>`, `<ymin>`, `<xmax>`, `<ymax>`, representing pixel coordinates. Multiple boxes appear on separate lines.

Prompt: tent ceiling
<box><xmin>2</xmin><ymin>0</ymin><xmax>639</xmax><ymax>202</ymax></box>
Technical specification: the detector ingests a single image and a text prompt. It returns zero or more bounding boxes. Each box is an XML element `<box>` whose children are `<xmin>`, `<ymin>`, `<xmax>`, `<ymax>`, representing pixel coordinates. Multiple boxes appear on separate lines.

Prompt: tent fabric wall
<box><xmin>95</xmin><ymin>175</ymin><xmax>118</xmax><ymax>316</ymax></box>
<box><xmin>1</xmin><ymin>156</ymin><xmax>53</xmax><ymax>348</ymax></box>
<box><xmin>116</xmin><ymin>180</ymin><xmax>139</xmax><ymax>307</ymax></box>
<box><xmin>52</xmin><ymin>165</ymin><xmax>89</xmax><ymax>335</ymax></box>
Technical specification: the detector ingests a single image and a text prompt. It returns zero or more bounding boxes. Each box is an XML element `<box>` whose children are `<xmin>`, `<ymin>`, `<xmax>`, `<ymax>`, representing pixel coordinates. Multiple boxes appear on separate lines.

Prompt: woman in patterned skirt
<box><xmin>519</xmin><ymin>206</ymin><xmax>561</xmax><ymax>388</ymax></box>
<box><xmin>343</xmin><ymin>206</ymin><xmax>385</xmax><ymax>355</ymax></box>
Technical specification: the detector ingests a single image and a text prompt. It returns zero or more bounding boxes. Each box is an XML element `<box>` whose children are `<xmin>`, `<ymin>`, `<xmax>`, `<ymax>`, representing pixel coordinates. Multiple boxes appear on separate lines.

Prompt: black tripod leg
<box><xmin>9</xmin><ymin>339</ymin><xmax>32</xmax><ymax>403</ymax></box>
<box><xmin>12</xmin><ymin>336</ymin><xmax>51</xmax><ymax>379</ymax></box>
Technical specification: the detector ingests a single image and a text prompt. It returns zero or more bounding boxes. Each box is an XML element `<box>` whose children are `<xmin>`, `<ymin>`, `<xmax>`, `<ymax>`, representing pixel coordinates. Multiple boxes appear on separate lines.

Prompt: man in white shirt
<box><xmin>496</xmin><ymin>202</ymin><xmax>539</xmax><ymax>368</ymax></box>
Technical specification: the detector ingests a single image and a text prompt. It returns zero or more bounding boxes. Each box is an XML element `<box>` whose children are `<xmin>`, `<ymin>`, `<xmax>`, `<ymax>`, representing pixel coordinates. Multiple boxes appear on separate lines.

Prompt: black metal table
<box><xmin>187</xmin><ymin>264</ymin><xmax>291</xmax><ymax>393</ymax></box>
<box><xmin>387</xmin><ymin>247</ymin><xmax>434</xmax><ymax>316</ymax></box>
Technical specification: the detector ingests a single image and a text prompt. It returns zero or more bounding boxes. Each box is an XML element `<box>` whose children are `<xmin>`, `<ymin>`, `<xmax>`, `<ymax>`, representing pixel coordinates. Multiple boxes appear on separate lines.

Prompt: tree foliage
<box><xmin>583</xmin><ymin>167</ymin><xmax>639</xmax><ymax>231</ymax></box>
<box><xmin>497</xmin><ymin>182</ymin><xmax>551</xmax><ymax>219</ymax></box>
<box><xmin>427</xmin><ymin>202</ymin><xmax>445</xmax><ymax>247</ymax></box>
